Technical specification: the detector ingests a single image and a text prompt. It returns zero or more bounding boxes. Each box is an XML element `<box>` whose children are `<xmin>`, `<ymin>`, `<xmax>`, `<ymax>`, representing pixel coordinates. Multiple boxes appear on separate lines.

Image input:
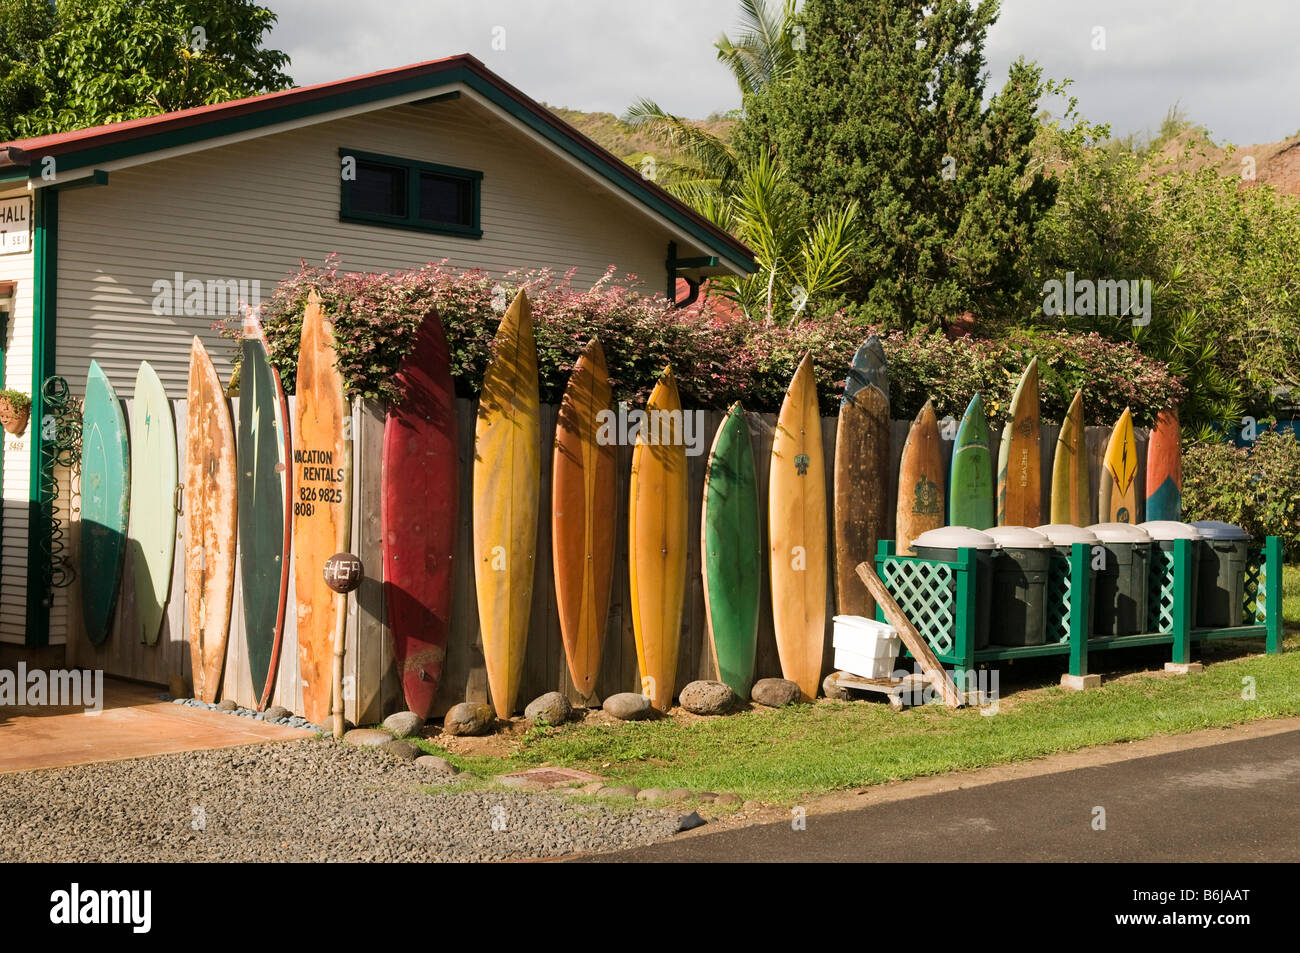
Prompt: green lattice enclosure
<box><xmin>872</xmin><ymin>536</ymin><xmax>1283</xmax><ymax>680</ymax></box>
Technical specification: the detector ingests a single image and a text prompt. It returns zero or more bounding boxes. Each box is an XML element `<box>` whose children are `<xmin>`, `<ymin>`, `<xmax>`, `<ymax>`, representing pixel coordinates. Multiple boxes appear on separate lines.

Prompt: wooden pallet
<box><xmin>828</xmin><ymin>671</ymin><xmax>932</xmax><ymax>710</ymax></box>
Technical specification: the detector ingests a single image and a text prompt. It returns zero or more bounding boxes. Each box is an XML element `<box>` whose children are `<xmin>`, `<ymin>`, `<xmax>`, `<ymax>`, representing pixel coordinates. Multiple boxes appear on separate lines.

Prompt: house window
<box><xmin>339</xmin><ymin>149</ymin><xmax>482</xmax><ymax>238</ymax></box>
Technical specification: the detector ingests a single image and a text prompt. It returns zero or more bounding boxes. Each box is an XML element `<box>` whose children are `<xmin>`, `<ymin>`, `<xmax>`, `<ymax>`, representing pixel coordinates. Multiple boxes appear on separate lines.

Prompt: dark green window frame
<box><xmin>338</xmin><ymin>148</ymin><xmax>483</xmax><ymax>239</ymax></box>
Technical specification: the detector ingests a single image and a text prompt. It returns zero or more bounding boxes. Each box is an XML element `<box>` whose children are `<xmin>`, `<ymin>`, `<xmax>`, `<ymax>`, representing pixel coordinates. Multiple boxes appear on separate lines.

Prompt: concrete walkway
<box><xmin>0</xmin><ymin>678</ymin><xmax>314</xmax><ymax>774</ymax></box>
<box><xmin>588</xmin><ymin>721</ymin><xmax>1300</xmax><ymax>862</ymax></box>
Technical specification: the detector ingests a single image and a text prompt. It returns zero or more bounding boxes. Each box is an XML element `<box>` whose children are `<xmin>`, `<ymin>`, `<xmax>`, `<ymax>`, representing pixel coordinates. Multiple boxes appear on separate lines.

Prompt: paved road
<box><xmin>588</xmin><ymin>729</ymin><xmax>1300</xmax><ymax>862</ymax></box>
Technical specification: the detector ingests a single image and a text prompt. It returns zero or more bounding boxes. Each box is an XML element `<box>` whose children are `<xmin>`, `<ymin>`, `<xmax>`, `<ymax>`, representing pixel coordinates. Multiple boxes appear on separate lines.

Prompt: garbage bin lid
<box><xmin>1034</xmin><ymin>523</ymin><xmax>1100</xmax><ymax>544</ymax></box>
<box><xmin>912</xmin><ymin>526</ymin><xmax>997</xmax><ymax>550</ymax></box>
<box><xmin>986</xmin><ymin>525</ymin><xmax>1054</xmax><ymax>549</ymax></box>
<box><xmin>1087</xmin><ymin>522</ymin><xmax>1152</xmax><ymax>542</ymax></box>
<box><xmin>1189</xmin><ymin>519</ymin><xmax>1252</xmax><ymax>541</ymax></box>
<box><xmin>1137</xmin><ymin>520</ymin><xmax>1203</xmax><ymax>541</ymax></box>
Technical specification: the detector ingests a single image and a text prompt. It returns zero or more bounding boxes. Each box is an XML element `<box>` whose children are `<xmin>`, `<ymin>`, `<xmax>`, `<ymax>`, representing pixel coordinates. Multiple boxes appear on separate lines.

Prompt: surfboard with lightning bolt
<box><xmin>1099</xmin><ymin>407</ymin><xmax>1139</xmax><ymax>524</ymax></box>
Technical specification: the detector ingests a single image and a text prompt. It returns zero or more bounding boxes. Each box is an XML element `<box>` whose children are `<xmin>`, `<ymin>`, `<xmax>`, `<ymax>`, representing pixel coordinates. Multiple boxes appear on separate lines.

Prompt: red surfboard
<box><xmin>382</xmin><ymin>310</ymin><xmax>459</xmax><ymax>718</ymax></box>
<box><xmin>1145</xmin><ymin>408</ymin><xmax>1182</xmax><ymax>521</ymax></box>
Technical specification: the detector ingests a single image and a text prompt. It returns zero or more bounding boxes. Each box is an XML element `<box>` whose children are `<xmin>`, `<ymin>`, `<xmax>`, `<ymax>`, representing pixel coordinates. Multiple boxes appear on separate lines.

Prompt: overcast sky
<box><xmin>267</xmin><ymin>0</ymin><xmax>1300</xmax><ymax>145</ymax></box>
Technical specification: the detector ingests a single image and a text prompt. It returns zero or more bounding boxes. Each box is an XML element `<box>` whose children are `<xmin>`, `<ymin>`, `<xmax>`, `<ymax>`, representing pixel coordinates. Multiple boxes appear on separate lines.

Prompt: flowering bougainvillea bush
<box><xmin>231</xmin><ymin>257</ymin><xmax>1183</xmax><ymax>423</ymax></box>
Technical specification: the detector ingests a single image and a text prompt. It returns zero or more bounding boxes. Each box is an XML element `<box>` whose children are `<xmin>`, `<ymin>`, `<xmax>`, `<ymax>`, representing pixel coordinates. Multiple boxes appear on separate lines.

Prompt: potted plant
<box><xmin>0</xmin><ymin>388</ymin><xmax>31</xmax><ymax>435</ymax></box>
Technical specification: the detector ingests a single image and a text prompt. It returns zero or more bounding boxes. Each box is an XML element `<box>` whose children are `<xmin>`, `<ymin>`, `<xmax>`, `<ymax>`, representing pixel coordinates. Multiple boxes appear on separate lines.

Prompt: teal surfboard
<box><xmin>128</xmin><ymin>361</ymin><xmax>177</xmax><ymax>644</ymax></box>
<box><xmin>701</xmin><ymin>402</ymin><xmax>761</xmax><ymax>699</ymax></box>
<box><xmin>950</xmin><ymin>393</ymin><xmax>994</xmax><ymax>529</ymax></box>
<box><xmin>80</xmin><ymin>361</ymin><xmax>130</xmax><ymax>645</ymax></box>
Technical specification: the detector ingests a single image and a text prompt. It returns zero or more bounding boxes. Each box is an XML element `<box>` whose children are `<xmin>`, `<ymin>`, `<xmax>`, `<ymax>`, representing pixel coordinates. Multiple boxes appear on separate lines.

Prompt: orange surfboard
<box><xmin>293</xmin><ymin>291</ymin><xmax>352</xmax><ymax>725</ymax></box>
<box><xmin>896</xmin><ymin>400</ymin><xmax>945</xmax><ymax>555</ymax></box>
<box><xmin>1145</xmin><ymin>409</ymin><xmax>1182</xmax><ymax>521</ymax></box>
<box><xmin>184</xmin><ymin>338</ymin><xmax>237</xmax><ymax>702</ymax></box>
<box><xmin>552</xmin><ymin>338</ymin><xmax>617</xmax><ymax>701</ymax></box>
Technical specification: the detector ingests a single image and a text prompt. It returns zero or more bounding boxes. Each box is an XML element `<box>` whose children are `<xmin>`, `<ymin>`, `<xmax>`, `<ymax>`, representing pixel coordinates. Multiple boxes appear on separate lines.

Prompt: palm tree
<box><xmin>624</xmin><ymin>0</ymin><xmax>798</xmax><ymax>200</ymax></box>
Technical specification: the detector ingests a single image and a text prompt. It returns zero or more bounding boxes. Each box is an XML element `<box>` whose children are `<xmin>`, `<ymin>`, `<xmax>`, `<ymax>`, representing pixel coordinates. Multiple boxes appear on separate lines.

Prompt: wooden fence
<box><xmin>63</xmin><ymin>397</ymin><xmax>1151</xmax><ymax>722</ymax></box>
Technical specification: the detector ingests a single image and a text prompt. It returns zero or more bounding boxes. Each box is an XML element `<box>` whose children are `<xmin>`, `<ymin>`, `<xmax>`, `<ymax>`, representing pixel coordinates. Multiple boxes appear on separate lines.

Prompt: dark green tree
<box><xmin>737</xmin><ymin>0</ymin><xmax>1058</xmax><ymax>330</ymax></box>
<box><xmin>0</xmin><ymin>0</ymin><xmax>291</xmax><ymax>141</ymax></box>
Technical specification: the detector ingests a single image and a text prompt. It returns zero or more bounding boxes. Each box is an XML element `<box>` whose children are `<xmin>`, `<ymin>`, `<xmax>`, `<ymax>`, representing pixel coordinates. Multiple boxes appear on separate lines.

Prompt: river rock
<box><xmin>216</xmin><ymin>699</ymin><xmax>238</xmax><ymax>712</ymax></box>
<box><xmin>414</xmin><ymin>755</ymin><xmax>459</xmax><ymax>775</ymax></box>
<box><xmin>603</xmin><ymin>693</ymin><xmax>652</xmax><ymax>721</ymax></box>
<box><xmin>264</xmin><ymin>705</ymin><xmax>292</xmax><ymax>721</ymax></box>
<box><xmin>382</xmin><ymin>711</ymin><xmax>425</xmax><ymax>738</ymax></box>
<box><xmin>524</xmin><ymin>692</ymin><xmax>572</xmax><ymax>726</ymax></box>
<box><xmin>341</xmin><ymin>728</ymin><xmax>392</xmax><ymax>748</ymax></box>
<box><xmin>715</xmin><ymin>792</ymin><xmax>742</xmax><ymax>806</ymax></box>
<box><xmin>381</xmin><ymin>740</ymin><xmax>420</xmax><ymax>761</ymax></box>
<box><xmin>636</xmin><ymin>788</ymin><xmax>666</xmax><ymax>802</ymax></box>
<box><xmin>678</xmin><ymin>680</ymin><xmax>735</xmax><ymax>715</ymax></box>
<box><xmin>596</xmin><ymin>785</ymin><xmax>640</xmax><ymax>799</ymax></box>
<box><xmin>823</xmin><ymin>672</ymin><xmax>852</xmax><ymax>701</ymax></box>
<box><xmin>751</xmin><ymin>677</ymin><xmax>802</xmax><ymax>708</ymax></box>
<box><xmin>443</xmin><ymin>702</ymin><xmax>495</xmax><ymax>736</ymax></box>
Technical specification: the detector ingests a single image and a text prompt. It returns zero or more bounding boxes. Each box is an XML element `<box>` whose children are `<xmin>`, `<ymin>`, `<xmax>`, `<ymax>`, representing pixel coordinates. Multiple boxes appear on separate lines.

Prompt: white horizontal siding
<box><xmin>54</xmin><ymin>95</ymin><xmax>701</xmax><ymax>399</ymax></box>
<box><xmin>0</xmin><ymin>187</ymin><xmax>33</xmax><ymax>644</ymax></box>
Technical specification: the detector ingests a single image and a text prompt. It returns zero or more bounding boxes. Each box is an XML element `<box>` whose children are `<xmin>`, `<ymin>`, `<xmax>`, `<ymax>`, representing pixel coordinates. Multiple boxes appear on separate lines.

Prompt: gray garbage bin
<box><xmin>1189</xmin><ymin>520</ymin><xmax>1252</xmax><ymax>628</ymax></box>
<box><xmin>912</xmin><ymin>527</ymin><xmax>996</xmax><ymax>650</ymax></box>
<box><xmin>985</xmin><ymin>526</ymin><xmax>1054</xmax><ymax>646</ymax></box>
<box><xmin>1035</xmin><ymin>524</ymin><xmax>1100</xmax><ymax>638</ymax></box>
<box><xmin>1138</xmin><ymin>521</ymin><xmax>1202</xmax><ymax>629</ymax></box>
<box><xmin>1088</xmin><ymin>523</ymin><xmax>1152</xmax><ymax>636</ymax></box>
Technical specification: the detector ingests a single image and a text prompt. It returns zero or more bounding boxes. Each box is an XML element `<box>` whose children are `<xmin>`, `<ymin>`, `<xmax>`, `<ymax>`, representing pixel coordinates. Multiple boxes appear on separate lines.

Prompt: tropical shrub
<box><xmin>236</xmin><ymin>258</ymin><xmax>1184</xmax><ymax>424</ymax></box>
<box><xmin>1182</xmin><ymin>428</ymin><xmax>1300</xmax><ymax>558</ymax></box>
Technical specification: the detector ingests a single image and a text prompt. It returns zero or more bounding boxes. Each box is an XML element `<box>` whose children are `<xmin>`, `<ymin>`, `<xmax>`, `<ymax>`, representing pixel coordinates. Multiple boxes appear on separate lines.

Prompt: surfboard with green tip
<box><xmin>701</xmin><ymin>402</ymin><xmax>761</xmax><ymax>700</ymax></box>
<box><xmin>949</xmin><ymin>393</ymin><xmax>994</xmax><ymax>529</ymax></box>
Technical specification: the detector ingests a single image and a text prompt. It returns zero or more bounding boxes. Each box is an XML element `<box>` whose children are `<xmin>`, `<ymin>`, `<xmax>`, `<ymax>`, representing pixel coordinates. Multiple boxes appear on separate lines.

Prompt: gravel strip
<box><xmin>0</xmin><ymin>739</ymin><xmax>682</xmax><ymax>862</ymax></box>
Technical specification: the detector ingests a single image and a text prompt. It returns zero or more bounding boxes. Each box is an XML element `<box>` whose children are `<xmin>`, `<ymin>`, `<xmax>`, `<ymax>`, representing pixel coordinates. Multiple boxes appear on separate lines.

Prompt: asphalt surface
<box><xmin>588</xmin><ymin>729</ymin><xmax>1300</xmax><ymax>862</ymax></box>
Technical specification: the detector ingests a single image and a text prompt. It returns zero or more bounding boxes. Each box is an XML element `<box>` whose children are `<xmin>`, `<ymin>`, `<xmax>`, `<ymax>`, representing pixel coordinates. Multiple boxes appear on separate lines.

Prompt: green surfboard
<box><xmin>238</xmin><ymin>335</ymin><xmax>291</xmax><ymax>707</ymax></box>
<box><xmin>80</xmin><ymin>360</ymin><xmax>130</xmax><ymax>645</ymax></box>
<box><xmin>128</xmin><ymin>361</ymin><xmax>177</xmax><ymax>644</ymax></box>
<box><xmin>950</xmin><ymin>393</ymin><xmax>994</xmax><ymax>529</ymax></box>
<box><xmin>701</xmin><ymin>402</ymin><xmax>761</xmax><ymax>699</ymax></box>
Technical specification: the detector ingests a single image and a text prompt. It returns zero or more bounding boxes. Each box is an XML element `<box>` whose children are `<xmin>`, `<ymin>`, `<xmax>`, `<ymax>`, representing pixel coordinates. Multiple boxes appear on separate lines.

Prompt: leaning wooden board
<box><xmin>1050</xmin><ymin>389</ymin><xmax>1090</xmax><ymax>526</ymax></box>
<box><xmin>628</xmin><ymin>369</ymin><xmax>689</xmax><ymax>711</ymax></box>
<box><xmin>552</xmin><ymin>337</ymin><xmax>617</xmax><ymax>701</ymax></box>
<box><xmin>80</xmin><ymin>360</ymin><xmax>130</xmax><ymax>646</ymax></box>
<box><xmin>382</xmin><ymin>309</ymin><xmax>459</xmax><ymax>719</ymax></box>
<box><xmin>768</xmin><ymin>354</ymin><xmax>826</xmax><ymax>702</ymax></box>
<box><xmin>896</xmin><ymin>400</ymin><xmax>945</xmax><ymax>555</ymax></box>
<box><xmin>294</xmin><ymin>290</ymin><xmax>353</xmax><ymax>725</ymax></box>
<box><xmin>833</xmin><ymin>336</ymin><xmax>890</xmax><ymax>617</ymax></box>
<box><xmin>474</xmin><ymin>289</ymin><xmax>541</xmax><ymax>718</ymax></box>
<box><xmin>184</xmin><ymin>338</ymin><xmax>237</xmax><ymax>702</ymax></box>
<box><xmin>1145</xmin><ymin>408</ymin><xmax>1182</xmax><ymax>521</ymax></box>
<box><xmin>949</xmin><ymin>392</ymin><xmax>994</xmax><ymax>529</ymax></box>
<box><xmin>997</xmin><ymin>357</ymin><xmax>1041</xmax><ymax>526</ymax></box>
<box><xmin>237</xmin><ymin>322</ymin><xmax>292</xmax><ymax>710</ymax></box>
<box><xmin>128</xmin><ymin>361</ymin><xmax>178</xmax><ymax>645</ymax></box>
<box><xmin>1099</xmin><ymin>407</ymin><xmax>1138</xmax><ymax>523</ymax></box>
<box><xmin>701</xmin><ymin>402</ymin><xmax>761</xmax><ymax>700</ymax></box>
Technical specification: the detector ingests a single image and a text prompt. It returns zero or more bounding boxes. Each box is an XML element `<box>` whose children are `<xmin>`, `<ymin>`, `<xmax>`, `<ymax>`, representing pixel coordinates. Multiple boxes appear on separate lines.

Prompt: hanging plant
<box><xmin>0</xmin><ymin>388</ymin><xmax>31</xmax><ymax>436</ymax></box>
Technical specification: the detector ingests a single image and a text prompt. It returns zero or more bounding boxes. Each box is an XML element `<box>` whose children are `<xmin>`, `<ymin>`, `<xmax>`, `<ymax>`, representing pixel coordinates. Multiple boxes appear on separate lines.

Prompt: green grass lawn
<box><xmin>418</xmin><ymin>565</ymin><xmax>1300</xmax><ymax>805</ymax></box>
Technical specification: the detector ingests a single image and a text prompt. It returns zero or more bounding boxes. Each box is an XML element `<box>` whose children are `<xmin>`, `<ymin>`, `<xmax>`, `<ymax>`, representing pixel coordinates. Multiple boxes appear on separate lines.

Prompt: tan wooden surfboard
<box><xmin>768</xmin><ymin>354</ymin><xmax>827</xmax><ymax>702</ymax></box>
<box><xmin>628</xmin><ymin>368</ymin><xmax>688</xmax><ymax>712</ymax></box>
<box><xmin>997</xmin><ymin>357</ymin><xmax>1041</xmax><ymax>526</ymax></box>
<box><xmin>293</xmin><ymin>290</ymin><xmax>352</xmax><ymax>725</ymax></box>
<box><xmin>184</xmin><ymin>337</ymin><xmax>237</xmax><ymax>702</ymax></box>
<box><xmin>1050</xmin><ymin>389</ymin><xmax>1090</xmax><ymax>525</ymax></box>
<box><xmin>473</xmin><ymin>289</ymin><xmax>541</xmax><ymax>718</ymax></box>
<box><xmin>896</xmin><ymin>400</ymin><xmax>945</xmax><ymax>555</ymax></box>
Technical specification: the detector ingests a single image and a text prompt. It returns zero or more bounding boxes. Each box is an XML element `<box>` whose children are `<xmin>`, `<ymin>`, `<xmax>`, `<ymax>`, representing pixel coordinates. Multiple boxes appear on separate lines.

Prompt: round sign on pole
<box><xmin>323</xmin><ymin>552</ymin><xmax>363</xmax><ymax>593</ymax></box>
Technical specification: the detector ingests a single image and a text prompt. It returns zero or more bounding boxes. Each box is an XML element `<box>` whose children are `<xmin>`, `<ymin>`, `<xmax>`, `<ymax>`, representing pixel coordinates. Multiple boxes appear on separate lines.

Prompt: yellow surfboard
<box><xmin>1099</xmin><ymin>407</ymin><xmax>1138</xmax><ymax>523</ymax></box>
<box><xmin>1050</xmin><ymin>389</ymin><xmax>1090</xmax><ymax>525</ymax></box>
<box><xmin>628</xmin><ymin>369</ymin><xmax>688</xmax><ymax>711</ymax></box>
<box><xmin>473</xmin><ymin>289</ymin><xmax>540</xmax><ymax>718</ymax></box>
<box><xmin>768</xmin><ymin>354</ymin><xmax>826</xmax><ymax>702</ymax></box>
